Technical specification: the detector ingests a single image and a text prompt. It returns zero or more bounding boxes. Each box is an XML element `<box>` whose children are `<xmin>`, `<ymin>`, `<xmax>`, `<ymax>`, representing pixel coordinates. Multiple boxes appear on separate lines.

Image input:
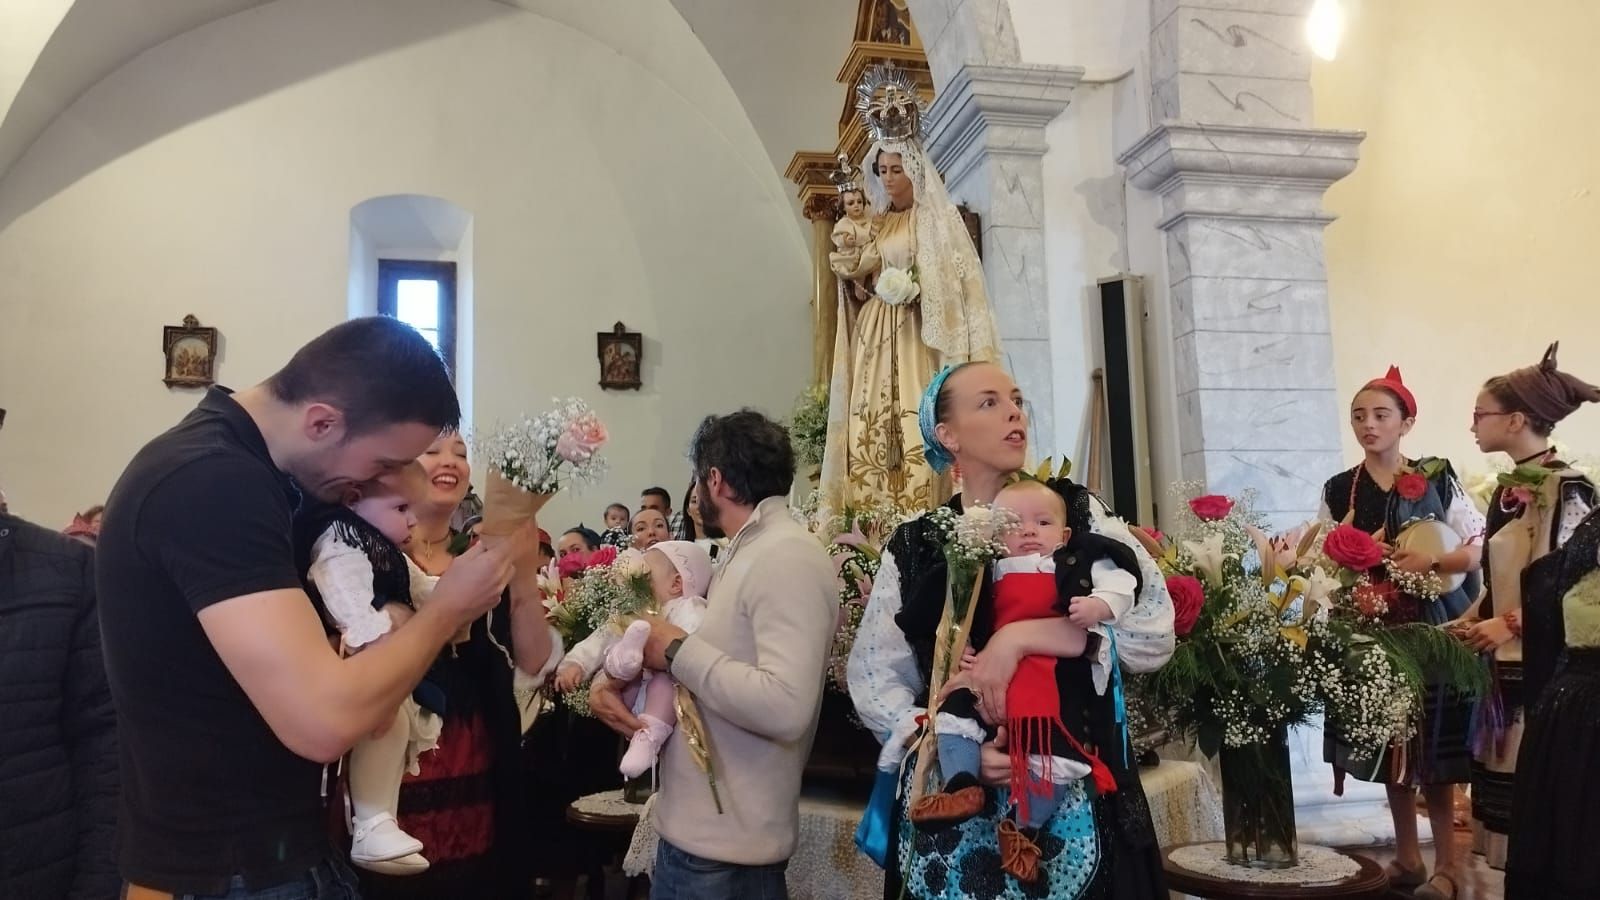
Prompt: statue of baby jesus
<box><xmin>829</xmin><ymin>187</ymin><xmax>878</xmax><ymax>284</ymax></box>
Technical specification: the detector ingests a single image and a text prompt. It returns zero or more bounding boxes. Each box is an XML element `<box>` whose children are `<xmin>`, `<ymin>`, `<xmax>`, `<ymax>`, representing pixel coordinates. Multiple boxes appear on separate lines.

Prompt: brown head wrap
<box><xmin>1502</xmin><ymin>342</ymin><xmax>1600</xmax><ymax>426</ymax></box>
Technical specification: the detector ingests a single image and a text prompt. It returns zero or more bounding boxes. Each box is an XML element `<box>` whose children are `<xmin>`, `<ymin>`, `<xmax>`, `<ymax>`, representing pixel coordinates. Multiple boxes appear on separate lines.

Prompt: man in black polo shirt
<box><xmin>98</xmin><ymin>318</ymin><xmax>522</xmax><ymax>899</ymax></box>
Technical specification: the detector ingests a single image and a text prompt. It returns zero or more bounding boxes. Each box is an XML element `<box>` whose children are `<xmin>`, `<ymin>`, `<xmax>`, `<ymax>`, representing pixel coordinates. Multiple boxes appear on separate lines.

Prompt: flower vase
<box><xmin>1218</xmin><ymin>725</ymin><xmax>1297</xmax><ymax>869</ymax></box>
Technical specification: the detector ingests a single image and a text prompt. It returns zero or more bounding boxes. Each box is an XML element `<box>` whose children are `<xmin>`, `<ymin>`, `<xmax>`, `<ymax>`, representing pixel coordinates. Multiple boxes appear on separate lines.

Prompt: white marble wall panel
<box><xmin>1171</xmin><ymin>329</ymin><xmax>1336</xmax><ymax>395</ymax></box>
<box><xmin>1170</xmin><ymin>276</ymin><xmax>1332</xmax><ymax>336</ymax></box>
<box><xmin>1180</xmin><ymin>448</ymin><xmax>1342</xmax><ymax>518</ymax></box>
<box><xmin>1176</xmin><ymin>388</ymin><xmax>1342</xmax><ymax>453</ymax></box>
<box><xmin>1165</xmin><ymin>217</ymin><xmax>1329</xmax><ymax>283</ymax></box>
<box><xmin>1153</xmin><ymin>0</ymin><xmax>1314</xmax><ymax>29</ymax></box>
<box><xmin>1003</xmin><ymin>336</ymin><xmax>1056</xmax><ymax>458</ymax></box>
<box><xmin>1153</xmin><ymin>72</ymin><xmax>1312</xmax><ymax>127</ymax></box>
<box><xmin>1153</xmin><ymin>7</ymin><xmax>1311</xmax><ymax>83</ymax></box>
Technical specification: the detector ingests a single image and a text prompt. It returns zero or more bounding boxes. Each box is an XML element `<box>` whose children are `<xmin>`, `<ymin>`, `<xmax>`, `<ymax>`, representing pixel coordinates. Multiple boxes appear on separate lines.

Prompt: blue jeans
<box><xmin>651</xmin><ymin>840</ymin><xmax>787</xmax><ymax>900</ymax></box>
<box><xmin>176</xmin><ymin>858</ymin><xmax>360</xmax><ymax>900</ymax></box>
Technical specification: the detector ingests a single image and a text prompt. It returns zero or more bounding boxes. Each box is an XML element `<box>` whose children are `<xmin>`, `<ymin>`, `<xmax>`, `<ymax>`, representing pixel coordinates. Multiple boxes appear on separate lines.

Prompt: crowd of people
<box><xmin>4</xmin><ymin>316</ymin><xmax>1600</xmax><ymax>900</ymax></box>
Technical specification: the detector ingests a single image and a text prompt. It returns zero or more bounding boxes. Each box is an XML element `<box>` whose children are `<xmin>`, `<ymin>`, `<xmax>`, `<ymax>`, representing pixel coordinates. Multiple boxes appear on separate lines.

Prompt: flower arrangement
<box><xmin>476</xmin><ymin>398</ymin><xmax>609</xmax><ymax>497</ymax></box>
<box><xmin>547</xmin><ymin>552</ymin><xmax>655</xmax><ymax>716</ymax></box>
<box><xmin>921</xmin><ymin>503</ymin><xmax>1017</xmax><ymax>689</ymax></box>
<box><xmin>1132</xmin><ymin>487</ymin><xmax>1484</xmax><ymax>867</ymax></box>
<box><xmin>874</xmin><ymin>264</ymin><xmax>920</xmax><ymax>306</ymax></box>
<box><xmin>787</xmin><ymin>383</ymin><xmax>830</xmax><ymax>468</ymax></box>
<box><xmin>799</xmin><ymin>498</ymin><xmax>910</xmax><ymax>693</ymax></box>
<box><xmin>1135</xmin><ymin>491</ymin><xmax>1482</xmax><ymax>757</ymax></box>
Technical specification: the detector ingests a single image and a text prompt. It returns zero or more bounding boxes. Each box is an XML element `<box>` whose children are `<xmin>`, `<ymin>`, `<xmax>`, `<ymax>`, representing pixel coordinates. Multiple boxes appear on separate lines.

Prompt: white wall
<box><xmin>0</xmin><ymin>0</ymin><xmax>810</xmax><ymax>531</ymax></box>
<box><xmin>1314</xmin><ymin>0</ymin><xmax>1600</xmax><ymax>476</ymax></box>
<box><xmin>1009</xmin><ymin>0</ymin><xmax>1176</xmax><ymax>523</ymax></box>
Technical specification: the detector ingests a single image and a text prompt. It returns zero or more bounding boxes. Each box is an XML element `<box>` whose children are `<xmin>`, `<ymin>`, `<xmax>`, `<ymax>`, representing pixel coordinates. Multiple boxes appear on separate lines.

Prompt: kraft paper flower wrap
<box><xmin>476</xmin><ymin>398</ymin><xmax>609</xmax><ymax>536</ymax></box>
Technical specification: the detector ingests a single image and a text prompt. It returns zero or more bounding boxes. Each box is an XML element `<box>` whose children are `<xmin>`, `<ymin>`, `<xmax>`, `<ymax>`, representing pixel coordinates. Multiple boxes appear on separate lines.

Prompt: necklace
<box><xmin>1515</xmin><ymin>447</ymin><xmax>1555</xmax><ymax>465</ymax></box>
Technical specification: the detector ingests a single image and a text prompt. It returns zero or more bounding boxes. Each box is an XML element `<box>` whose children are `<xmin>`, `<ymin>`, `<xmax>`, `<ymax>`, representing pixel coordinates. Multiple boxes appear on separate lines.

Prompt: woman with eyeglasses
<box><xmin>1456</xmin><ymin>343</ymin><xmax>1600</xmax><ymax>877</ymax></box>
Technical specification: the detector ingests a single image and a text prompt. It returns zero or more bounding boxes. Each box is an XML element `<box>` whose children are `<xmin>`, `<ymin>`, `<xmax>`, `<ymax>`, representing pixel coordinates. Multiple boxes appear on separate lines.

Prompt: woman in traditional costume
<box><xmin>1504</xmin><ymin>505</ymin><xmax>1600</xmax><ymax>899</ymax></box>
<box><xmin>819</xmin><ymin>64</ymin><xmax>1000</xmax><ymax>519</ymax></box>
<box><xmin>846</xmin><ymin>361</ymin><xmax>1173</xmax><ymax>900</ymax></box>
<box><xmin>1317</xmin><ymin>367</ymin><xmax>1485</xmax><ymax>900</ymax></box>
<box><xmin>1458</xmin><ymin>343</ymin><xmax>1599</xmax><ymax>875</ymax></box>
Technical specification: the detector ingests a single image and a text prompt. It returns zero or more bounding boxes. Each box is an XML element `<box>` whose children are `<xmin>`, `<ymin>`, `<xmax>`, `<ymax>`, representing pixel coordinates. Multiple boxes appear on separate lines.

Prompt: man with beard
<box><xmin>97</xmin><ymin>317</ymin><xmax>521</xmax><ymax>900</ymax></box>
<box><xmin>590</xmin><ymin>410</ymin><xmax>835</xmax><ymax>899</ymax></box>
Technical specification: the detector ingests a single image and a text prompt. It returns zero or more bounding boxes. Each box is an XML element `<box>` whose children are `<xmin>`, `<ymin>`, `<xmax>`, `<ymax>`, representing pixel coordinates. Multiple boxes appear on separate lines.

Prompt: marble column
<box><xmin>925</xmin><ymin>63</ymin><xmax>1080</xmax><ymax>453</ymax></box>
<box><xmin>1120</xmin><ymin>0</ymin><xmax>1395</xmax><ymax>847</ymax></box>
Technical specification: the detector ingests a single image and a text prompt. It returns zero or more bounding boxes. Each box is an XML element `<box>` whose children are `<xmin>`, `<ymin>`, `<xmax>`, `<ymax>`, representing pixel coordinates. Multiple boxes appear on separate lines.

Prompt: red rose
<box><xmin>1167</xmin><ymin>574</ymin><xmax>1206</xmax><ymax>637</ymax></box>
<box><xmin>587</xmin><ymin>546</ymin><xmax>618</xmax><ymax>569</ymax></box>
<box><xmin>1188</xmin><ymin>495</ymin><xmax>1235</xmax><ymax>521</ymax></box>
<box><xmin>1396</xmin><ymin>472</ymin><xmax>1428</xmax><ymax>502</ymax></box>
<box><xmin>1323</xmin><ymin>524</ymin><xmax>1384</xmax><ymax>571</ymax></box>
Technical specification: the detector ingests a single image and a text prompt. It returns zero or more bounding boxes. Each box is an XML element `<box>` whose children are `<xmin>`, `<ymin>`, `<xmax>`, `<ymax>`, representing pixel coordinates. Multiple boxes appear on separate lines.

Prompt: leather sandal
<box><xmin>997</xmin><ymin>819</ymin><xmax>1042</xmax><ymax>883</ymax></box>
<box><xmin>1384</xmin><ymin>860</ymin><xmax>1427</xmax><ymax>888</ymax></box>
<box><xmin>1414</xmin><ymin>871</ymin><xmax>1458</xmax><ymax>900</ymax></box>
<box><xmin>908</xmin><ymin>786</ymin><xmax>985</xmax><ymax>829</ymax></box>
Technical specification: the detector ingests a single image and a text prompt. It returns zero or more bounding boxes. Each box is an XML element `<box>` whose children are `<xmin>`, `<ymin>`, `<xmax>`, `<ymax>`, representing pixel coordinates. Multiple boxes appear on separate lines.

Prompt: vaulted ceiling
<box><xmin>0</xmin><ymin>0</ymin><xmax>855</xmax><ymax>204</ymax></box>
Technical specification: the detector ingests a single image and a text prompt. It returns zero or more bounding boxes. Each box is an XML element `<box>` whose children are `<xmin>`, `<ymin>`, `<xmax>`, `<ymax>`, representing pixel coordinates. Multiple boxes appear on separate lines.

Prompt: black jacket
<box><xmin>0</xmin><ymin>515</ymin><xmax>119</xmax><ymax>899</ymax></box>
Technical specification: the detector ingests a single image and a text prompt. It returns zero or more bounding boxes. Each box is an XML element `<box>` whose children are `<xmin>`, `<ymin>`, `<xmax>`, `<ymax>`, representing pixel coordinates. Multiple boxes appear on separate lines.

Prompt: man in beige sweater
<box><xmin>590</xmin><ymin>410</ymin><xmax>835</xmax><ymax>898</ymax></box>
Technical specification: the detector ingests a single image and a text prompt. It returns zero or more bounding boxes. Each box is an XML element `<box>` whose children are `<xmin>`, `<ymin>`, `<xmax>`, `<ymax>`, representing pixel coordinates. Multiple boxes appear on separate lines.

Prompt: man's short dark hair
<box><xmin>689</xmin><ymin>410</ymin><xmax>794</xmax><ymax>507</ymax></box>
<box><xmin>641</xmin><ymin>487</ymin><xmax>673</xmax><ymax>509</ymax></box>
<box><xmin>266</xmin><ymin>317</ymin><xmax>459</xmax><ymax>437</ymax></box>
<box><xmin>564</xmin><ymin>526</ymin><xmax>602</xmax><ymax>551</ymax></box>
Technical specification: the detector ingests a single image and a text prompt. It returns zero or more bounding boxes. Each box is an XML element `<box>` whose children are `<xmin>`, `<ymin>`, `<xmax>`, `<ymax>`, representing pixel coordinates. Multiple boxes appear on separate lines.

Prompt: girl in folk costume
<box><xmin>847</xmin><ymin>362</ymin><xmax>1174</xmax><ymax>900</ymax></box>
<box><xmin>1458</xmin><ymin>343</ymin><xmax>1600</xmax><ymax>872</ymax></box>
<box><xmin>818</xmin><ymin>64</ymin><xmax>1001</xmax><ymax>520</ymax></box>
<box><xmin>1505</xmin><ymin>504</ymin><xmax>1600</xmax><ymax>899</ymax></box>
<box><xmin>1317</xmin><ymin>367</ymin><xmax>1485</xmax><ymax>900</ymax></box>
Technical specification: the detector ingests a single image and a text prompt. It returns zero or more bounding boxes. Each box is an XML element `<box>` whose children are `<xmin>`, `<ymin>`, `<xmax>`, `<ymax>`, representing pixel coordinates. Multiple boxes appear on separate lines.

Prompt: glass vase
<box><xmin>1218</xmin><ymin>724</ymin><xmax>1298</xmax><ymax>869</ymax></box>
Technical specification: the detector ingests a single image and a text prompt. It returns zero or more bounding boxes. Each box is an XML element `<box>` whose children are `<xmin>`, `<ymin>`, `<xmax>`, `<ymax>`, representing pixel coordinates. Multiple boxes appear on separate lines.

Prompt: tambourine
<box><xmin>1394</xmin><ymin>519</ymin><xmax>1465</xmax><ymax>594</ymax></box>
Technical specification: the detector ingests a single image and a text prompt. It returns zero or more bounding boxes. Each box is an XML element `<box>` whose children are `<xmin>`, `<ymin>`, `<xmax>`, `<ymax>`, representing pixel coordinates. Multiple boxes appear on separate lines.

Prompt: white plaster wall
<box><xmin>1008</xmin><ymin>0</ymin><xmax>1179</xmax><ymax>525</ymax></box>
<box><xmin>1315</xmin><ymin>0</ymin><xmax>1600</xmax><ymax>477</ymax></box>
<box><xmin>0</xmin><ymin>0</ymin><xmax>810</xmax><ymax>531</ymax></box>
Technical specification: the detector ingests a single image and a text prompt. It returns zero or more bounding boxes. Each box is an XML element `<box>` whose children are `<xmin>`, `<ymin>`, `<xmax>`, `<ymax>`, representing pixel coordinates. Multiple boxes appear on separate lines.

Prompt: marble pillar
<box><xmin>925</xmin><ymin>63</ymin><xmax>1079</xmax><ymax>453</ymax></box>
<box><xmin>1121</xmin><ymin>0</ymin><xmax>1395</xmax><ymax>846</ymax></box>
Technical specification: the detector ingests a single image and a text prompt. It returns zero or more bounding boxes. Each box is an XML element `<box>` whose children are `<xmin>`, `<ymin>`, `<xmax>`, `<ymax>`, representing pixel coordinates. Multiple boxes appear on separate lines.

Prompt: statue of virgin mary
<box><xmin>818</xmin><ymin>64</ymin><xmax>1001</xmax><ymax>519</ymax></box>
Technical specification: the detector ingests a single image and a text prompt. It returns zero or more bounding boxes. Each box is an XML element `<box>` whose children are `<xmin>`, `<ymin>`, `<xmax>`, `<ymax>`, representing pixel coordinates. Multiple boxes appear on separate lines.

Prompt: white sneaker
<box><xmin>351</xmin><ymin>812</ymin><xmax>424</xmax><ymax>863</ymax></box>
<box><xmin>352</xmin><ymin>852</ymin><xmax>430</xmax><ymax>876</ymax></box>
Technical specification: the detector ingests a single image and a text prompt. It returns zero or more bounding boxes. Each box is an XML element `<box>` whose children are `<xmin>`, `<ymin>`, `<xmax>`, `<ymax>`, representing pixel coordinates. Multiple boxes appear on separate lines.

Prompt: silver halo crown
<box><xmin>855</xmin><ymin>62</ymin><xmax>926</xmax><ymax>145</ymax></box>
<box><xmin>830</xmin><ymin>153</ymin><xmax>863</xmax><ymax>195</ymax></box>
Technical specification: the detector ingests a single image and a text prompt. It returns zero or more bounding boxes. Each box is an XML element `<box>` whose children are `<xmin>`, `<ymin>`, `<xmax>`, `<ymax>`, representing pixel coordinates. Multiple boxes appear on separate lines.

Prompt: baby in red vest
<box><xmin>913</xmin><ymin>479</ymin><xmax>1141</xmax><ymax>882</ymax></box>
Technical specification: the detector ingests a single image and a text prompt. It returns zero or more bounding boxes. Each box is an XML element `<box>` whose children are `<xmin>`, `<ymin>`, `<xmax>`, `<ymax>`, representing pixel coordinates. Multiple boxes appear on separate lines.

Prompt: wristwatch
<box><xmin>664</xmin><ymin>636</ymin><xmax>687</xmax><ymax>673</ymax></box>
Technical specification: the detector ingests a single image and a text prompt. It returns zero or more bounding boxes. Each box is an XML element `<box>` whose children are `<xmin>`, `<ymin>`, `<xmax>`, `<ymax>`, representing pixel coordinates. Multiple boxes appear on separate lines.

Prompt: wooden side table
<box><xmin>566</xmin><ymin>790</ymin><xmax>648</xmax><ymax>900</ymax></box>
<box><xmin>1162</xmin><ymin>842</ymin><xmax>1389</xmax><ymax>900</ymax></box>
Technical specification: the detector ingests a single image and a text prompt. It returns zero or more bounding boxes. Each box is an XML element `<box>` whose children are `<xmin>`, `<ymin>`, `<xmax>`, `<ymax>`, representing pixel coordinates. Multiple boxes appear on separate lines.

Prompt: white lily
<box><xmin>1184</xmin><ymin>533</ymin><xmax>1228</xmax><ymax>586</ymax></box>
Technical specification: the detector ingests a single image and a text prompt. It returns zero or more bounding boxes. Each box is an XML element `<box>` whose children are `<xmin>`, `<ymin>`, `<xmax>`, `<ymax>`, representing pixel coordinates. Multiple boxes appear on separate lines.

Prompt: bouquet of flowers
<box><xmin>907</xmin><ymin>503</ymin><xmax>1016</xmax><ymax>803</ymax></box>
<box><xmin>787</xmin><ymin>384</ymin><xmax>830</xmax><ymax>468</ymax></box>
<box><xmin>547</xmin><ymin>549</ymin><xmax>652</xmax><ymax>653</ymax></box>
<box><xmin>1133</xmin><ymin>489</ymin><xmax>1484</xmax><ymax>760</ymax></box>
<box><xmin>475</xmin><ymin>398</ymin><xmax>609</xmax><ymax>535</ymax></box>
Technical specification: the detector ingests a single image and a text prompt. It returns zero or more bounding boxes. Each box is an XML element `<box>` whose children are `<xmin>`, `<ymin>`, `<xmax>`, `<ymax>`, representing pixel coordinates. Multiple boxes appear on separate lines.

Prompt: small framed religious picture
<box><xmin>597</xmin><ymin>321</ymin><xmax>642</xmax><ymax>390</ymax></box>
<box><xmin>163</xmin><ymin>314</ymin><xmax>219</xmax><ymax>388</ymax></box>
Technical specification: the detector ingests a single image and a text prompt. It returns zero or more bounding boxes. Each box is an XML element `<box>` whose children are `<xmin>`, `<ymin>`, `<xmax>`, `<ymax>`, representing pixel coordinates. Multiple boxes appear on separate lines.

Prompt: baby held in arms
<box><xmin>916</xmin><ymin>479</ymin><xmax>1141</xmax><ymax>883</ymax></box>
<box><xmin>553</xmin><ymin>541</ymin><xmax>713</xmax><ymax>776</ymax></box>
<box><xmin>302</xmin><ymin>464</ymin><xmax>442</xmax><ymax>875</ymax></box>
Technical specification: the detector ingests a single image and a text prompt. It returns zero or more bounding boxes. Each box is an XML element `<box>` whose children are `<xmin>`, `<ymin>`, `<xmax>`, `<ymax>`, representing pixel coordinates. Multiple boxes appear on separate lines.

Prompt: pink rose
<box><xmin>1167</xmin><ymin>575</ymin><xmax>1205</xmax><ymax>637</ymax></box>
<box><xmin>586</xmin><ymin>546</ymin><xmax>618</xmax><ymax>569</ymax></box>
<box><xmin>1188</xmin><ymin>495</ymin><xmax>1234</xmax><ymax>521</ymax></box>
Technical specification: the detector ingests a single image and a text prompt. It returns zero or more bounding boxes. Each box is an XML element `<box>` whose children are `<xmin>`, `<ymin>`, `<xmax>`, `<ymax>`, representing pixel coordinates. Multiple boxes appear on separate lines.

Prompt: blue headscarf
<box><xmin>918</xmin><ymin>365</ymin><xmax>958</xmax><ymax>474</ymax></box>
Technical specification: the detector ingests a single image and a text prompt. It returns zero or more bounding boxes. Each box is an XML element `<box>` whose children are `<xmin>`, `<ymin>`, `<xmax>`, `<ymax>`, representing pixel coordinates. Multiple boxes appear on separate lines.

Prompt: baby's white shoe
<box><xmin>351</xmin><ymin>812</ymin><xmax>424</xmax><ymax>866</ymax></box>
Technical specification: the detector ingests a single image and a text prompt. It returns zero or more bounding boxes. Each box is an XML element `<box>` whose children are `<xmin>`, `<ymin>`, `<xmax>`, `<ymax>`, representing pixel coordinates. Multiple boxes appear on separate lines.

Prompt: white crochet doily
<box><xmin>1168</xmin><ymin>843</ymin><xmax>1361</xmax><ymax>885</ymax></box>
<box><xmin>570</xmin><ymin>789</ymin><xmax>646</xmax><ymax>822</ymax></box>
